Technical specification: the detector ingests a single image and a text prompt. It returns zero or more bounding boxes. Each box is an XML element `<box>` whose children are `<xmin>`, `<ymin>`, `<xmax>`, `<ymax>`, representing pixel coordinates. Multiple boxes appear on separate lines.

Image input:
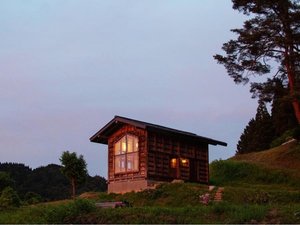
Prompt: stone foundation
<box><xmin>108</xmin><ymin>179</ymin><xmax>162</xmax><ymax>193</ymax></box>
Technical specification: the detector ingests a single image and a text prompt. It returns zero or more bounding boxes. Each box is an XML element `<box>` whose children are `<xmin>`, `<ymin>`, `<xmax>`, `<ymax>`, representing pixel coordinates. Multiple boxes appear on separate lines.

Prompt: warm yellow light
<box><xmin>122</xmin><ymin>142</ymin><xmax>126</xmax><ymax>152</ymax></box>
<box><xmin>181</xmin><ymin>159</ymin><xmax>187</xmax><ymax>164</ymax></box>
<box><xmin>170</xmin><ymin>158</ymin><xmax>177</xmax><ymax>168</ymax></box>
<box><xmin>180</xmin><ymin>158</ymin><xmax>189</xmax><ymax>167</ymax></box>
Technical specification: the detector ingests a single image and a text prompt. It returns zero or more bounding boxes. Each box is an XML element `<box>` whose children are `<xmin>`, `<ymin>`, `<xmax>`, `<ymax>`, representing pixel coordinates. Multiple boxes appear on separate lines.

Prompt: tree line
<box><xmin>0</xmin><ymin>161</ymin><xmax>107</xmax><ymax>207</ymax></box>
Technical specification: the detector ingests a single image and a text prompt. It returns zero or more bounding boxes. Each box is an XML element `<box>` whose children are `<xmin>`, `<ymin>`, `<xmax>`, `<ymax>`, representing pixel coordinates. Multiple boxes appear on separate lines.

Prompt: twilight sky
<box><xmin>0</xmin><ymin>0</ymin><xmax>258</xmax><ymax>177</ymax></box>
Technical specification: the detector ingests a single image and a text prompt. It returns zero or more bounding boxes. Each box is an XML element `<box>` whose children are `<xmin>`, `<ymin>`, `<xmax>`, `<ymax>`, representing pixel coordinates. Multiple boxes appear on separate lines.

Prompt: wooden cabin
<box><xmin>90</xmin><ymin>116</ymin><xmax>227</xmax><ymax>193</ymax></box>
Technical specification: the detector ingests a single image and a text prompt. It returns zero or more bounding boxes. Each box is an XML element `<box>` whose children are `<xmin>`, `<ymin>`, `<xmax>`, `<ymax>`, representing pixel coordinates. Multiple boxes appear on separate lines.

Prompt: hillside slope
<box><xmin>230</xmin><ymin>141</ymin><xmax>300</xmax><ymax>177</ymax></box>
<box><xmin>210</xmin><ymin>141</ymin><xmax>300</xmax><ymax>188</ymax></box>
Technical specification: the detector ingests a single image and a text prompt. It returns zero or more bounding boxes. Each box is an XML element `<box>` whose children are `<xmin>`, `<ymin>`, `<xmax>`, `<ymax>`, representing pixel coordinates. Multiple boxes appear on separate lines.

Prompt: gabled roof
<box><xmin>90</xmin><ymin>115</ymin><xmax>227</xmax><ymax>146</ymax></box>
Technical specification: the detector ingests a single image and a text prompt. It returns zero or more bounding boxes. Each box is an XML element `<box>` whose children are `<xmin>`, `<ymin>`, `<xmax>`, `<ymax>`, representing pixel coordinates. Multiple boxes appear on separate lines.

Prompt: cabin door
<box><xmin>189</xmin><ymin>160</ymin><xmax>198</xmax><ymax>182</ymax></box>
<box><xmin>169</xmin><ymin>157</ymin><xmax>179</xmax><ymax>179</ymax></box>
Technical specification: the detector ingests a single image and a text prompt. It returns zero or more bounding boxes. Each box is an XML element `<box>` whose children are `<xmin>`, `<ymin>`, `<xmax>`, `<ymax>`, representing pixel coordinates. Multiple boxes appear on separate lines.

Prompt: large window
<box><xmin>114</xmin><ymin>134</ymin><xmax>139</xmax><ymax>173</ymax></box>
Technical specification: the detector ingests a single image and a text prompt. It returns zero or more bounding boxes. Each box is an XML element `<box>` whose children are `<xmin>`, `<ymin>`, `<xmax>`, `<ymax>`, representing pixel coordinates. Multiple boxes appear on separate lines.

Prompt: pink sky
<box><xmin>0</xmin><ymin>0</ymin><xmax>257</xmax><ymax>177</ymax></box>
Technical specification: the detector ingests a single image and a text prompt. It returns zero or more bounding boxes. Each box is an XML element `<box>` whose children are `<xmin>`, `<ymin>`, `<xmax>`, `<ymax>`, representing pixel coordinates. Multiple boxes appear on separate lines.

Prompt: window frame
<box><xmin>180</xmin><ymin>158</ymin><xmax>189</xmax><ymax>167</ymax></box>
<box><xmin>114</xmin><ymin>134</ymin><xmax>139</xmax><ymax>174</ymax></box>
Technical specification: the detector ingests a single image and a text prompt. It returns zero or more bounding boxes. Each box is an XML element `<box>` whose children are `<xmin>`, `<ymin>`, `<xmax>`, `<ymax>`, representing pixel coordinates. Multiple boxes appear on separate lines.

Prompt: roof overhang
<box><xmin>90</xmin><ymin>116</ymin><xmax>227</xmax><ymax>147</ymax></box>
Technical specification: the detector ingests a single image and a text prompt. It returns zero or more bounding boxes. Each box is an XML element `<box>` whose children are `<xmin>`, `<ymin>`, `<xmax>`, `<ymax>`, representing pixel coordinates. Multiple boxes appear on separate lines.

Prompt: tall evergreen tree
<box><xmin>237</xmin><ymin>118</ymin><xmax>257</xmax><ymax>154</ymax></box>
<box><xmin>255</xmin><ymin>101</ymin><xmax>276</xmax><ymax>149</ymax></box>
<box><xmin>270</xmin><ymin>80</ymin><xmax>298</xmax><ymax>136</ymax></box>
<box><xmin>237</xmin><ymin>101</ymin><xmax>275</xmax><ymax>154</ymax></box>
<box><xmin>214</xmin><ymin>0</ymin><xmax>300</xmax><ymax>124</ymax></box>
<box><xmin>251</xmin><ymin>77</ymin><xmax>298</xmax><ymax>136</ymax></box>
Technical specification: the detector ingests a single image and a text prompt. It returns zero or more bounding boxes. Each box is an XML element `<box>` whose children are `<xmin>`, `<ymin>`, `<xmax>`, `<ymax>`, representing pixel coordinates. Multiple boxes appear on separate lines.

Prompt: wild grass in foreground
<box><xmin>0</xmin><ymin>189</ymin><xmax>299</xmax><ymax>223</ymax></box>
<box><xmin>0</xmin><ymin>199</ymin><xmax>272</xmax><ymax>224</ymax></box>
<box><xmin>0</xmin><ymin>199</ymin><xmax>96</xmax><ymax>224</ymax></box>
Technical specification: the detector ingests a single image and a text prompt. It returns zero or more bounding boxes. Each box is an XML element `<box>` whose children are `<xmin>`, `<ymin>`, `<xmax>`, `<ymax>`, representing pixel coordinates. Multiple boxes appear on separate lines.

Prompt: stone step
<box><xmin>95</xmin><ymin>201</ymin><xmax>128</xmax><ymax>208</ymax></box>
<box><xmin>213</xmin><ymin>187</ymin><xmax>224</xmax><ymax>202</ymax></box>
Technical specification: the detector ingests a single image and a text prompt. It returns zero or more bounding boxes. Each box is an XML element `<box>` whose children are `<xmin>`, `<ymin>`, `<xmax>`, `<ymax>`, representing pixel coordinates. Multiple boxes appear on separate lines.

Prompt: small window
<box><xmin>180</xmin><ymin>158</ymin><xmax>189</xmax><ymax>167</ymax></box>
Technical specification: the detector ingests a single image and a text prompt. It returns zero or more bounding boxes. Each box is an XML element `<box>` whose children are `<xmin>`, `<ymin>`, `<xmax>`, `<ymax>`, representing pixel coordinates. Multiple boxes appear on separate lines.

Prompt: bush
<box><xmin>271</xmin><ymin>128</ymin><xmax>297</xmax><ymax>147</ymax></box>
<box><xmin>0</xmin><ymin>187</ymin><xmax>21</xmax><ymax>209</ymax></box>
<box><xmin>0</xmin><ymin>172</ymin><xmax>14</xmax><ymax>192</ymax></box>
<box><xmin>293</xmin><ymin>126</ymin><xmax>300</xmax><ymax>140</ymax></box>
<box><xmin>97</xmin><ymin>192</ymin><xmax>118</xmax><ymax>201</ymax></box>
<box><xmin>44</xmin><ymin>199</ymin><xmax>96</xmax><ymax>223</ymax></box>
<box><xmin>24</xmin><ymin>192</ymin><xmax>43</xmax><ymax>204</ymax></box>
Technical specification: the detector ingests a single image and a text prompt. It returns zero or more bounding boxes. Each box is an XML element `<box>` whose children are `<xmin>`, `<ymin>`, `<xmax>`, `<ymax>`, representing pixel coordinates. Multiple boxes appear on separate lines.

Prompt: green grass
<box><xmin>64</xmin><ymin>204</ymin><xmax>271</xmax><ymax>224</ymax></box>
<box><xmin>0</xmin><ymin>185</ymin><xmax>299</xmax><ymax>224</ymax></box>
<box><xmin>210</xmin><ymin>142</ymin><xmax>300</xmax><ymax>188</ymax></box>
<box><xmin>210</xmin><ymin>159</ymin><xmax>300</xmax><ymax>187</ymax></box>
<box><xmin>231</xmin><ymin>141</ymin><xmax>300</xmax><ymax>173</ymax></box>
<box><xmin>223</xmin><ymin>186</ymin><xmax>300</xmax><ymax>204</ymax></box>
<box><xmin>0</xmin><ymin>201</ymin><xmax>271</xmax><ymax>224</ymax></box>
<box><xmin>0</xmin><ymin>199</ymin><xmax>96</xmax><ymax>224</ymax></box>
<box><xmin>107</xmin><ymin>182</ymin><xmax>209</xmax><ymax>207</ymax></box>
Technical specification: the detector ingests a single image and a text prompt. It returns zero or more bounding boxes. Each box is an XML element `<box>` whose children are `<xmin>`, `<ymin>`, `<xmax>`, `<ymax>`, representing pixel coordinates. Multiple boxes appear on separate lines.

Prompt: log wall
<box><xmin>147</xmin><ymin>131</ymin><xmax>209</xmax><ymax>183</ymax></box>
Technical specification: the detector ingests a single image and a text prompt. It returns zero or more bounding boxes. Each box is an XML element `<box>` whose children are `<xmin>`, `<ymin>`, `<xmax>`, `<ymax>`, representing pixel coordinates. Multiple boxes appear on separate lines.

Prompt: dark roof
<box><xmin>90</xmin><ymin>115</ymin><xmax>227</xmax><ymax>146</ymax></box>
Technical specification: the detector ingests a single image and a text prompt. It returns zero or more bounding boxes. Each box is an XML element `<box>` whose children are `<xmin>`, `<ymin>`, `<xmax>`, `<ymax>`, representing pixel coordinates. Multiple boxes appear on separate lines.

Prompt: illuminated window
<box><xmin>114</xmin><ymin>134</ymin><xmax>139</xmax><ymax>173</ymax></box>
<box><xmin>180</xmin><ymin>158</ymin><xmax>189</xmax><ymax>167</ymax></box>
<box><xmin>170</xmin><ymin>158</ymin><xmax>177</xmax><ymax>168</ymax></box>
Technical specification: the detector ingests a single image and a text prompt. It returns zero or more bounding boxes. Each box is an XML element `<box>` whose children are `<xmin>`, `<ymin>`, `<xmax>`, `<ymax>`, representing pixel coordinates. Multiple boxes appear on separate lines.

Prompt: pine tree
<box><xmin>237</xmin><ymin>101</ymin><xmax>275</xmax><ymax>154</ymax></box>
<box><xmin>251</xmin><ymin>77</ymin><xmax>298</xmax><ymax>137</ymax></box>
<box><xmin>255</xmin><ymin>101</ymin><xmax>276</xmax><ymax>150</ymax></box>
<box><xmin>214</xmin><ymin>0</ymin><xmax>300</xmax><ymax>124</ymax></box>
<box><xmin>237</xmin><ymin>118</ymin><xmax>257</xmax><ymax>154</ymax></box>
<box><xmin>271</xmin><ymin>80</ymin><xmax>298</xmax><ymax>136</ymax></box>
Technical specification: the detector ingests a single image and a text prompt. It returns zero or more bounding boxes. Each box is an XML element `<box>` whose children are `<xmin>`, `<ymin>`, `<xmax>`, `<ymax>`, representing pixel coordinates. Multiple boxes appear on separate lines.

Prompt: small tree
<box><xmin>24</xmin><ymin>192</ymin><xmax>43</xmax><ymax>204</ymax></box>
<box><xmin>0</xmin><ymin>172</ymin><xmax>14</xmax><ymax>192</ymax></box>
<box><xmin>0</xmin><ymin>186</ymin><xmax>21</xmax><ymax>209</ymax></box>
<box><xmin>60</xmin><ymin>151</ymin><xmax>88</xmax><ymax>198</ymax></box>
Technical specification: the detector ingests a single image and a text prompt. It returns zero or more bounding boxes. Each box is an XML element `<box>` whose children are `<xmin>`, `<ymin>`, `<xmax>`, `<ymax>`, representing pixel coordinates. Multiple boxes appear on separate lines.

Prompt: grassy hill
<box><xmin>210</xmin><ymin>141</ymin><xmax>300</xmax><ymax>188</ymax></box>
<box><xmin>232</xmin><ymin>140</ymin><xmax>300</xmax><ymax>174</ymax></box>
<box><xmin>0</xmin><ymin>142</ymin><xmax>300</xmax><ymax>224</ymax></box>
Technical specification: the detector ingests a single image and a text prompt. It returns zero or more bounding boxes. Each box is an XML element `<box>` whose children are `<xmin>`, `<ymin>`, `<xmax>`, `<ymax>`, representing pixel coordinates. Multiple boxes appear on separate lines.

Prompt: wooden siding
<box><xmin>147</xmin><ymin>131</ymin><xmax>209</xmax><ymax>183</ymax></box>
<box><xmin>107</xmin><ymin>125</ymin><xmax>209</xmax><ymax>185</ymax></box>
<box><xmin>107</xmin><ymin>124</ymin><xmax>147</xmax><ymax>182</ymax></box>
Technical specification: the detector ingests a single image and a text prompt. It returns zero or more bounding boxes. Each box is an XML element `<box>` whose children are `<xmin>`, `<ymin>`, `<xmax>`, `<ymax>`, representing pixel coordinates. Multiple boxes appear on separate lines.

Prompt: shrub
<box><xmin>293</xmin><ymin>126</ymin><xmax>300</xmax><ymax>140</ymax></box>
<box><xmin>98</xmin><ymin>192</ymin><xmax>118</xmax><ymax>201</ymax></box>
<box><xmin>44</xmin><ymin>199</ymin><xmax>96</xmax><ymax>223</ymax></box>
<box><xmin>0</xmin><ymin>187</ymin><xmax>21</xmax><ymax>209</ymax></box>
<box><xmin>0</xmin><ymin>172</ymin><xmax>14</xmax><ymax>192</ymax></box>
<box><xmin>271</xmin><ymin>129</ymin><xmax>296</xmax><ymax>147</ymax></box>
<box><xmin>24</xmin><ymin>192</ymin><xmax>43</xmax><ymax>204</ymax></box>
